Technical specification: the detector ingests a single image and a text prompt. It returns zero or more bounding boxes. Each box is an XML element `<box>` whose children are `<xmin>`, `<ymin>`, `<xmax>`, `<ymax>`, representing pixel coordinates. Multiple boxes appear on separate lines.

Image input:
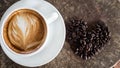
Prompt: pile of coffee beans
<box><xmin>66</xmin><ymin>18</ymin><xmax>110</xmax><ymax>60</ymax></box>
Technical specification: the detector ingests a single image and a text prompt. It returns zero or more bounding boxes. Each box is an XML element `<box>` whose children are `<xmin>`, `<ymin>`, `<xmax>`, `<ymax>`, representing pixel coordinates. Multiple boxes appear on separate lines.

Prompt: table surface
<box><xmin>0</xmin><ymin>0</ymin><xmax>120</xmax><ymax>68</ymax></box>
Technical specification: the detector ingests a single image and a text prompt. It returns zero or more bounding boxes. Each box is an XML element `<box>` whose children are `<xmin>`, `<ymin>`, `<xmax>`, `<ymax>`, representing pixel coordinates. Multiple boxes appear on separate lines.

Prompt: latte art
<box><xmin>3</xmin><ymin>9</ymin><xmax>47</xmax><ymax>54</ymax></box>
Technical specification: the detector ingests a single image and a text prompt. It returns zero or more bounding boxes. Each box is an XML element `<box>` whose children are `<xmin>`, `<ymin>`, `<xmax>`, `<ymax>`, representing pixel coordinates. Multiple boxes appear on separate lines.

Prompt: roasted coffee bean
<box><xmin>72</xmin><ymin>32</ymin><xmax>76</xmax><ymax>38</ymax></box>
<box><xmin>66</xmin><ymin>18</ymin><xmax>110</xmax><ymax>60</ymax></box>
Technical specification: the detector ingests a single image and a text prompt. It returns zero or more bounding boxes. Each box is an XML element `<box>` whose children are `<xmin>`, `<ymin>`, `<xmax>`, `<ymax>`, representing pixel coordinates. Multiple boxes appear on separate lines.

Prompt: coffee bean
<box><xmin>66</xmin><ymin>18</ymin><xmax>110</xmax><ymax>60</ymax></box>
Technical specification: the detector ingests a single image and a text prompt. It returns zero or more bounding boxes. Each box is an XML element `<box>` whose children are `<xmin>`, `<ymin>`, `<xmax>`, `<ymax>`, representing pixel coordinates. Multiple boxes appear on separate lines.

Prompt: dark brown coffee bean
<box><xmin>66</xmin><ymin>18</ymin><xmax>110</xmax><ymax>60</ymax></box>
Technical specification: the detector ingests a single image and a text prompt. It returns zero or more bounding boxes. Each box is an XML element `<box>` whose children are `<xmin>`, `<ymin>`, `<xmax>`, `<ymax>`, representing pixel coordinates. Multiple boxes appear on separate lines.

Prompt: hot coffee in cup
<box><xmin>3</xmin><ymin>9</ymin><xmax>47</xmax><ymax>54</ymax></box>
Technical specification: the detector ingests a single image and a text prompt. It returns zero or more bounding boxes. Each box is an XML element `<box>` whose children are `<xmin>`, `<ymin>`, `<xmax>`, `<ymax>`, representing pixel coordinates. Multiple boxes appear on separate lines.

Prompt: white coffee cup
<box><xmin>0</xmin><ymin>0</ymin><xmax>58</xmax><ymax>57</ymax></box>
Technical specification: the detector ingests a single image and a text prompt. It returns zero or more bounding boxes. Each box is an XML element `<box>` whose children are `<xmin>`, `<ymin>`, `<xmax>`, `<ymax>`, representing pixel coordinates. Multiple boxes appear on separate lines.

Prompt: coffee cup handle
<box><xmin>46</xmin><ymin>12</ymin><xmax>58</xmax><ymax>24</ymax></box>
<box><xmin>20</xmin><ymin>0</ymin><xmax>58</xmax><ymax>24</ymax></box>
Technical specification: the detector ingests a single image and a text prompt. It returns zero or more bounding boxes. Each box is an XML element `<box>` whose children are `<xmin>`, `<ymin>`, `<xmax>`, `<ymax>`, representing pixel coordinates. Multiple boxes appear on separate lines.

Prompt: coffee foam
<box><xmin>3</xmin><ymin>9</ymin><xmax>47</xmax><ymax>53</ymax></box>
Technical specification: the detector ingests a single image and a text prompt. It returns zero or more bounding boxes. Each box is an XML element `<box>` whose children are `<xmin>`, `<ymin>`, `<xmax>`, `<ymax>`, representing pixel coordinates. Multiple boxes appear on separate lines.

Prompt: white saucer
<box><xmin>0</xmin><ymin>0</ymin><xmax>65</xmax><ymax>67</ymax></box>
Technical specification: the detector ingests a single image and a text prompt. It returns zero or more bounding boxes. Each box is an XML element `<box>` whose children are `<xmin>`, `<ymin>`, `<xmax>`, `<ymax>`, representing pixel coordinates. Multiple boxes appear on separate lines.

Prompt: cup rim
<box><xmin>1</xmin><ymin>8</ymin><xmax>49</xmax><ymax>57</ymax></box>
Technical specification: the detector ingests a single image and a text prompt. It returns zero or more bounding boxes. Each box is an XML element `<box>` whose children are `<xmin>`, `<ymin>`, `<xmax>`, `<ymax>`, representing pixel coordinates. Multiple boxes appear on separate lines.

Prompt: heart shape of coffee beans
<box><xmin>66</xmin><ymin>18</ymin><xmax>110</xmax><ymax>60</ymax></box>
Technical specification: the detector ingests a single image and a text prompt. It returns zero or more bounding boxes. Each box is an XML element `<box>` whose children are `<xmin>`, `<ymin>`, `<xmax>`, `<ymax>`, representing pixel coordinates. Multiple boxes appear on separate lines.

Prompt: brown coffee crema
<box><xmin>3</xmin><ymin>9</ymin><xmax>47</xmax><ymax>54</ymax></box>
